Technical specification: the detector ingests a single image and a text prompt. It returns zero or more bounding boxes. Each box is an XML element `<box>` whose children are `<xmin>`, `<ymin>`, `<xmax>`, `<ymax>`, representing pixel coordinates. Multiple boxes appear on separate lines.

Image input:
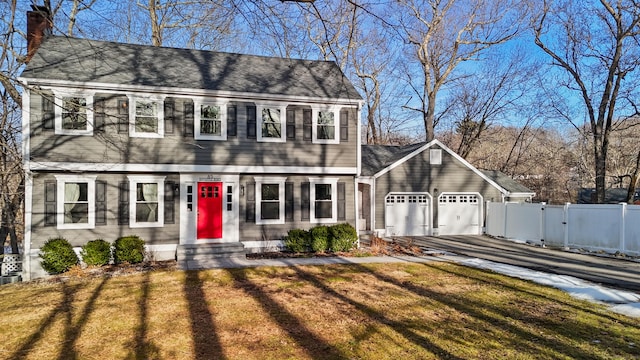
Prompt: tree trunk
<box><xmin>626</xmin><ymin>149</ymin><xmax>640</xmax><ymax>204</ymax></box>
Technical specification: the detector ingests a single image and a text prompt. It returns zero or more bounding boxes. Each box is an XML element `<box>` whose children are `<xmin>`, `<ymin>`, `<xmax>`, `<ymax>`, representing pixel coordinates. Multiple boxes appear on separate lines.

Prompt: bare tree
<box><xmin>396</xmin><ymin>0</ymin><xmax>524</xmax><ymax>141</ymax></box>
<box><xmin>533</xmin><ymin>0</ymin><xmax>640</xmax><ymax>203</ymax></box>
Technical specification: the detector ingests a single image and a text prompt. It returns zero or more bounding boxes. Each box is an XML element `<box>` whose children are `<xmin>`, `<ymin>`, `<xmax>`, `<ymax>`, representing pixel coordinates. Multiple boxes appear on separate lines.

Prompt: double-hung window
<box><xmin>128</xmin><ymin>95</ymin><xmax>165</xmax><ymax>138</ymax></box>
<box><xmin>55</xmin><ymin>175</ymin><xmax>97</xmax><ymax>229</ymax></box>
<box><xmin>53</xmin><ymin>91</ymin><xmax>94</xmax><ymax>136</ymax></box>
<box><xmin>309</xmin><ymin>177</ymin><xmax>338</xmax><ymax>223</ymax></box>
<box><xmin>312</xmin><ymin>107</ymin><xmax>339</xmax><ymax>144</ymax></box>
<box><xmin>257</xmin><ymin>104</ymin><xmax>286</xmax><ymax>142</ymax></box>
<box><xmin>128</xmin><ymin>176</ymin><xmax>165</xmax><ymax>227</ymax></box>
<box><xmin>194</xmin><ymin>100</ymin><xmax>227</xmax><ymax>140</ymax></box>
<box><xmin>255</xmin><ymin>177</ymin><xmax>286</xmax><ymax>224</ymax></box>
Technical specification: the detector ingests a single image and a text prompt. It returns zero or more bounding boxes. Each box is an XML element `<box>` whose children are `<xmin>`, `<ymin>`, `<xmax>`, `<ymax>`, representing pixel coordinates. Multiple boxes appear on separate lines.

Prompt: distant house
<box><xmin>357</xmin><ymin>140</ymin><xmax>534</xmax><ymax>237</ymax></box>
<box><xmin>577</xmin><ymin>188</ymin><xmax>640</xmax><ymax>204</ymax></box>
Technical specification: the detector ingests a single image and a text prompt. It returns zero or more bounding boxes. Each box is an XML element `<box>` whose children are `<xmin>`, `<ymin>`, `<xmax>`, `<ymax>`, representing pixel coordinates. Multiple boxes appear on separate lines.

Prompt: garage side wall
<box><xmin>373</xmin><ymin>146</ymin><xmax>503</xmax><ymax>231</ymax></box>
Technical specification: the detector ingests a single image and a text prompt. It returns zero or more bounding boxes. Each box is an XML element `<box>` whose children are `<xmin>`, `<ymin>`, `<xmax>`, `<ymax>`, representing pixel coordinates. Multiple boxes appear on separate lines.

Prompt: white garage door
<box><xmin>438</xmin><ymin>193</ymin><xmax>481</xmax><ymax>235</ymax></box>
<box><xmin>385</xmin><ymin>193</ymin><xmax>430</xmax><ymax>236</ymax></box>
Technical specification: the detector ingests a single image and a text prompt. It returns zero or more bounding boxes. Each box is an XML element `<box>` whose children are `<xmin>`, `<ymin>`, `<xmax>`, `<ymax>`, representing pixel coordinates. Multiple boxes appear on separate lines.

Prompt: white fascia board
<box><xmin>356</xmin><ymin>104</ymin><xmax>362</xmax><ymax>176</ymax></box>
<box><xmin>17</xmin><ymin>77</ymin><xmax>364</xmax><ymax>107</ymax></box>
<box><xmin>356</xmin><ymin>176</ymin><xmax>375</xmax><ymax>186</ymax></box>
<box><xmin>29</xmin><ymin>162</ymin><xmax>357</xmax><ymax>174</ymax></box>
<box><xmin>373</xmin><ymin>139</ymin><xmax>509</xmax><ymax>195</ymax></box>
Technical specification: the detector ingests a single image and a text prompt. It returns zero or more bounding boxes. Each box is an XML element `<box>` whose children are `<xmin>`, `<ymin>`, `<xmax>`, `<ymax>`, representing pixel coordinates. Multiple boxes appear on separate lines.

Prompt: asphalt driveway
<box><xmin>393</xmin><ymin>235</ymin><xmax>640</xmax><ymax>293</ymax></box>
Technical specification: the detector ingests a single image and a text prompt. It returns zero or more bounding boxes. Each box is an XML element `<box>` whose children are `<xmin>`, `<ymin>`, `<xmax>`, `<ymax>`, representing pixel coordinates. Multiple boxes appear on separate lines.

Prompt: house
<box><xmin>19</xmin><ymin>9</ymin><xmax>363</xmax><ymax>280</ymax></box>
<box><xmin>357</xmin><ymin>141</ymin><xmax>535</xmax><ymax>237</ymax></box>
<box><xmin>19</xmin><ymin>9</ymin><xmax>534</xmax><ymax>281</ymax></box>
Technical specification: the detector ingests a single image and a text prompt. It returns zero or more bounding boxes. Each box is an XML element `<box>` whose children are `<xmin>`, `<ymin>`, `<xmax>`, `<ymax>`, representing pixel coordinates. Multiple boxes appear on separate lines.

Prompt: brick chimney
<box><xmin>26</xmin><ymin>5</ymin><xmax>52</xmax><ymax>63</ymax></box>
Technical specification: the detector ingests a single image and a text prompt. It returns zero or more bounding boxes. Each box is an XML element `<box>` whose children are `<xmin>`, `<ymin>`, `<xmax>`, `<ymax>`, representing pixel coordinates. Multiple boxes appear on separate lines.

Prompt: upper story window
<box><xmin>312</xmin><ymin>107</ymin><xmax>339</xmax><ymax>144</ymax></box>
<box><xmin>255</xmin><ymin>177</ymin><xmax>286</xmax><ymax>225</ymax></box>
<box><xmin>194</xmin><ymin>100</ymin><xmax>227</xmax><ymax>140</ymax></box>
<box><xmin>53</xmin><ymin>91</ymin><xmax>94</xmax><ymax>136</ymax></box>
<box><xmin>128</xmin><ymin>95</ymin><xmax>165</xmax><ymax>138</ymax></box>
<box><xmin>257</xmin><ymin>104</ymin><xmax>286</xmax><ymax>142</ymax></box>
<box><xmin>128</xmin><ymin>175</ymin><xmax>165</xmax><ymax>228</ymax></box>
<box><xmin>54</xmin><ymin>175</ymin><xmax>97</xmax><ymax>229</ymax></box>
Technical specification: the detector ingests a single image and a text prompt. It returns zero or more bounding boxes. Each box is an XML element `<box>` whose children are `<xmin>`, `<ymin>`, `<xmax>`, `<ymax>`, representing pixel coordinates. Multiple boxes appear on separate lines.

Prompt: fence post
<box><xmin>503</xmin><ymin>202</ymin><xmax>508</xmax><ymax>238</ymax></box>
<box><xmin>540</xmin><ymin>202</ymin><xmax>546</xmax><ymax>247</ymax></box>
<box><xmin>620</xmin><ymin>203</ymin><xmax>627</xmax><ymax>255</ymax></box>
<box><xmin>563</xmin><ymin>203</ymin><xmax>570</xmax><ymax>250</ymax></box>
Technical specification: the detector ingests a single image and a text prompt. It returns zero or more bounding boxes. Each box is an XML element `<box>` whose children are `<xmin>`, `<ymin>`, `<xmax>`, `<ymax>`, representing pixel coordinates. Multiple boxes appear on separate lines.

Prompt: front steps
<box><xmin>177</xmin><ymin>242</ymin><xmax>246</xmax><ymax>269</ymax></box>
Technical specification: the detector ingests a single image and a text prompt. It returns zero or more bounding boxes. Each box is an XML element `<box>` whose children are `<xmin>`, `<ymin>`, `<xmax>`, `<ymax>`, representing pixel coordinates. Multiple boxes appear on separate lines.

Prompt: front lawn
<box><xmin>0</xmin><ymin>262</ymin><xmax>638</xmax><ymax>359</ymax></box>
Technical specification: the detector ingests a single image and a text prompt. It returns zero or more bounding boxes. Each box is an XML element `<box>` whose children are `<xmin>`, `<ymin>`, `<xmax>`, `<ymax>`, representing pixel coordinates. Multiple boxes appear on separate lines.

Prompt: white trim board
<box><xmin>29</xmin><ymin>162</ymin><xmax>358</xmax><ymax>174</ymax></box>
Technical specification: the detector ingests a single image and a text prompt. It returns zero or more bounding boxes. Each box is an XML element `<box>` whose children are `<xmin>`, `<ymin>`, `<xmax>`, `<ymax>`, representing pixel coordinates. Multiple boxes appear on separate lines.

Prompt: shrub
<box><xmin>40</xmin><ymin>238</ymin><xmax>79</xmax><ymax>274</ymax></box>
<box><xmin>113</xmin><ymin>235</ymin><xmax>146</xmax><ymax>264</ymax></box>
<box><xmin>310</xmin><ymin>225</ymin><xmax>330</xmax><ymax>252</ymax></box>
<box><xmin>80</xmin><ymin>239</ymin><xmax>111</xmax><ymax>266</ymax></box>
<box><xmin>329</xmin><ymin>223</ymin><xmax>358</xmax><ymax>252</ymax></box>
<box><xmin>284</xmin><ymin>229</ymin><xmax>310</xmax><ymax>253</ymax></box>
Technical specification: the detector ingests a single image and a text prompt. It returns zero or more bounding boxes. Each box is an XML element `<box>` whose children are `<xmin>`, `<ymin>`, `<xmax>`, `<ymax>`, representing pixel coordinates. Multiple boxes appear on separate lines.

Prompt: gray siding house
<box><xmin>358</xmin><ymin>140</ymin><xmax>534</xmax><ymax>237</ymax></box>
<box><xmin>20</xmin><ymin>30</ymin><xmax>363</xmax><ymax>279</ymax></box>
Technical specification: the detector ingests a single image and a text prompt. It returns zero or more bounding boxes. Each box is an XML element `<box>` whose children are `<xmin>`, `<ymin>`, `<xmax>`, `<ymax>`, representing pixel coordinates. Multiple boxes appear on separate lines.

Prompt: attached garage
<box><xmin>437</xmin><ymin>193</ymin><xmax>482</xmax><ymax>235</ymax></box>
<box><xmin>384</xmin><ymin>193</ymin><xmax>431</xmax><ymax>236</ymax></box>
<box><xmin>358</xmin><ymin>139</ymin><xmax>535</xmax><ymax>237</ymax></box>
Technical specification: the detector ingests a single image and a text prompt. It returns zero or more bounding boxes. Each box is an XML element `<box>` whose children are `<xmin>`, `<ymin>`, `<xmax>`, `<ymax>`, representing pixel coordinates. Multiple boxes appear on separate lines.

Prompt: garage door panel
<box><xmin>385</xmin><ymin>193</ymin><xmax>430</xmax><ymax>236</ymax></box>
<box><xmin>438</xmin><ymin>193</ymin><xmax>481</xmax><ymax>235</ymax></box>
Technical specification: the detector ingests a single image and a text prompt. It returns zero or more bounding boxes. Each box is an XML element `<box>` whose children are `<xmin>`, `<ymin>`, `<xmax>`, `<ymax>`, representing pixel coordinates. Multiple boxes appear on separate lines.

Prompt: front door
<box><xmin>197</xmin><ymin>182</ymin><xmax>223</xmax><ymax>239</ymax></box>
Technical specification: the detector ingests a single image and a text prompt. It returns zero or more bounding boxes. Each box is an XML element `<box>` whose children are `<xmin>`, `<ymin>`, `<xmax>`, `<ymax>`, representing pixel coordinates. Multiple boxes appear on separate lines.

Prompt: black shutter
<box><xmin>246</xmin><ymin>182</ymin><xmax>255</xmax><ymax>222</ymax></box>
<box><xmin>337</xmin><ymin>182</ymin><xmax>346</xmax><ymax>221</ymax></box>
<box><xmin>164</xmin><ymin>99</ymin><xmax>175</xmax><ymax>135</ymax></box>
<box><xmin>118</xmin><ymin>181</ymin><xmax>129</xmax><ymax>225</ymax></box>
<box><xmin>303</xmin><ymin>109</ymin><xmax>312</xmax><ymax>141</ymax></box>
<box><xmin>42</xmin><ymin>95</ymin><xmax>55</xmax><ymax>131</ymax></box>
<box><xmin>44</xmin><ymin>181</ymin><xmax>56</xmax><ymax>226</ymax></box>
<box><xmin>285</xmin><ymin>182</ymin><xmax>294</xmax><ymax>221</ymax></box>
<box><xmin>301</xmin><ymin>182</ymin><xmax>310</xmax><ymax>221</ymax></box>
<box><xmin>286</xmin><ymin>109</ymin><xmax>295</xmax><ymax>140</ymax></box>
<box><xmin>340</xmin><ymin>110</ymin><xmax>349</xmax><ymax>142</ymax></box>
<box><xmin>184</xmin><ymin>102</ymin><xmax>194</xmax><ymax>137</ymax></box>
<box><xmin>94</xmin><ymin>97</ymin><xmax>105</xmax><ymax>133</ymax></box>
<box><xmin>95</xmin><ymin>180</ymin><xmax>107</xmax><ymax>225</ymax></box>
<box><xmin>117</xmin><ymin>99</ymin><xmax>129</xmax><ymax>134</ymax></box>
<box><xmin>227</xmin><ymin>104</ymin><xmax>237</xmax><ymax>137</ymax></box>
<box><xmin>164</xmin><ymin>181</ymin><xmax>175</xmax><ymax>224</ymax></box>
<box><xmin>247</xmin><ymin>105</ymin><xmax>256</xmax><ymax>139</ymax></box>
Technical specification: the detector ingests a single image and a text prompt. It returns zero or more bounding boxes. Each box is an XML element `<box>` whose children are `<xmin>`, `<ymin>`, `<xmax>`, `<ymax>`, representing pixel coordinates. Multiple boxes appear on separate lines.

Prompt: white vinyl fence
<box><xmin>486</xmin><ymin>202</ymin><xmax>640</xmax><ymax>256</ymax></box>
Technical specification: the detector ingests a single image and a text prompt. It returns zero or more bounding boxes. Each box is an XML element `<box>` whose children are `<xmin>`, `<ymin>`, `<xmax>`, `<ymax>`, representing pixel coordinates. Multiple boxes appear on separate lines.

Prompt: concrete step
<box><xmin>176</xmin><ymin>242</ymin><xmax>246</xmax><ymax>263</ymax></box>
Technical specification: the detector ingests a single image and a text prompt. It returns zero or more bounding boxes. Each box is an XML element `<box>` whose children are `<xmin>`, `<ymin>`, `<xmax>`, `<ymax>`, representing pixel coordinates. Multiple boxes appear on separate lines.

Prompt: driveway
<box><xmin>394</xmin><ymin>235</ymin><xmax>640</xmax><ymax>292</ymax></box>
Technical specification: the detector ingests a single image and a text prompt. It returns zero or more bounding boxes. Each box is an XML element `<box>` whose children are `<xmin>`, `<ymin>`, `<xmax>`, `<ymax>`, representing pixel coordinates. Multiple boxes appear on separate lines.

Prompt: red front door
<box><xmin>197</xmin><ymin>182</ymin><xmax>223</xmax><ymax>239</ymax></box>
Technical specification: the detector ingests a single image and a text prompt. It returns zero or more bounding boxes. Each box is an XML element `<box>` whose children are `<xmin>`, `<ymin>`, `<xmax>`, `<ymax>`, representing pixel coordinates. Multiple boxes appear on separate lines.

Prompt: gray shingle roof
<box><xmin>480</xmin><ymin>170</ymin><xmax>534</xmax><ymax>194</ymax></box>
<box><xmin>21</xmin><ymin>36</ymin><xmax>362</xmax><ymax>101</ymax></box>
<box><xmin>360</xmin><ymin>142</ymin><xmax>427</xmax><ymax>176</ymax></box>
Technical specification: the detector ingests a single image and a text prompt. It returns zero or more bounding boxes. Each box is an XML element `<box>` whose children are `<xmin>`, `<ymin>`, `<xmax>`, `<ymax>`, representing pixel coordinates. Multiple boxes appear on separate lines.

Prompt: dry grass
<box><xmin>1</xmin><ymin>262</ymin><xmax>639</xmax><ymax>359</ymax></box>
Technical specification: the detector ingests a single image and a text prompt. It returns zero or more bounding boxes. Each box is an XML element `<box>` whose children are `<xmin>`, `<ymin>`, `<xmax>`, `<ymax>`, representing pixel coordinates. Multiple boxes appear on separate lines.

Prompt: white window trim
<box><xmin>430</xmin><ymin>149</ymin><xmax>442</xmax><ymax>165</ymax></box>
<box><xmin>127</xmin><ymin>95</ymin><xmax>166</xmax><ymax>138</ymax></box>
<box><xmin>256</xmin><ymin>103</ymin><xmax>287</xmax><ymax>143</ymax></box>
<box><xmin>194</xmin><ymin>99</ymin><xmax>227</xmax><ymax>141</ymax></box>
<box><xmin>312</xmin><ymin>107</ymin><xmax>339</xmax><ymax>144</ymax></box>
<box><xmin>255</xmin><ymin>176</ymin><xmax>286</xmax><ymax>225</ymax></box>
<box><xmin>309</xmin><ymin>177</ymin><xmax>338</xmax><ymax>224</ymax></box>
<box><xmin>128</xmin><ymin>175</ymin><xmax>166</xmax><ymax>228</ymax></box>
<box><xmin>54</xmin><ymin>175</ymin><xmax>97</xmax><ymax>229</ymax></box>
<box><xmin>53</xmin><ymin>90</ymin><xmax>94</xmax><ymax>136</ymax></box>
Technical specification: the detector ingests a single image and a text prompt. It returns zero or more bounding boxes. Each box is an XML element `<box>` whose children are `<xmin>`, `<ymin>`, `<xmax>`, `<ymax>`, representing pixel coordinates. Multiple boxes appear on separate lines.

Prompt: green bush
<box><xmin>310</xmin><ymin>225</ymin><xmax>330</xmax><ymax>252</ymax></box>
<box><xmin>40</xmin><ymin>238</ymin><xmax>79</xmax><ymax>274</ymax></box>
<box><xmin>329</xmin><ymin>223</ymin><xmax>358</xmax><ymax>252</ymax></box>
<box><xmin>80</xmin><ymin>239</ymin><xmax>111</xmax><ymax>266</ymax></box>
<box><xmin>284</xmin><ymin>229</ymin><xmax>310</xmax><ymax>253</ymax></box>
<box><xmin>113</xmin><ymin>235</ymin><xmax>146</xmax><ymax>264</ymax></box>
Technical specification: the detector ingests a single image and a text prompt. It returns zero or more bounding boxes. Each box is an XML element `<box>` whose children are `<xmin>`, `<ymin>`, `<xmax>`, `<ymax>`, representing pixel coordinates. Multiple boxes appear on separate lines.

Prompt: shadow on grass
<box><xmin>184</xmin><ymin>270</ymin><xmax>226</xmax><ymax>360</ymax></box>
<box><xmin>10</xmin><ymin>278</ymin><xmax>109</xmax><ymax>360</ymax></box>
<box><xmin>127</xmin><ymin>270</ymin><xmax>161</xmax><ymax>359</ymax></box>
<box><xmin>227</xmin><ymin>268</ymin><xmax>350</xmax><ymax>359</ymax></box>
